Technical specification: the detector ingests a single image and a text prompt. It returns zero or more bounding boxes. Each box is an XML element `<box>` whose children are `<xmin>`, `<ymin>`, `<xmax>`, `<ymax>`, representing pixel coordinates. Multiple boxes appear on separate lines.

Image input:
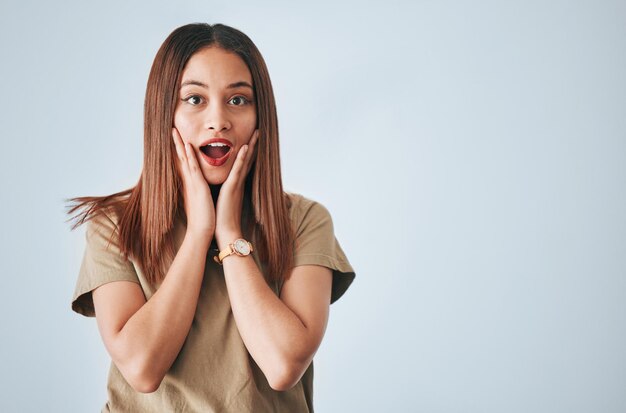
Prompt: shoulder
<box><xmin>81</xmin><ymin>201</ymin><xmax>132</xmax><ymax>259</ymax></box>
<box><xmin>82</xmin><ymin>191</ymin><xmax>131</xmax><ymax>235</ymax></box>
<box><xmin>286</xmin><ymin>191</ymin><xmax>315</xmax><ymax>211</ymax></box>
<box><xmin>286</xmin><ymin>192</ymin><xmax>334</xmax><ymax>238</ymax></box>
<box><xmin>286</xmin><ymin>192</ymin><xmax>332</xmax><ymax>219</ymax></box>
<box><xmin>85</xmin><ymin>206</ymin><xmax>122</xmax><ymax>241</ymax></box>
<box><xmin>285</xmin><ymin>192</ymin><xmax>334</xmax><ymax>235</ymax></box>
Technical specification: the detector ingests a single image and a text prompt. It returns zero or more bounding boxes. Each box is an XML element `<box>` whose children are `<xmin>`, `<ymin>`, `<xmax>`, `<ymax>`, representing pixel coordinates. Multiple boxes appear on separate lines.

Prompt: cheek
<box><xmin>241</xmin><ymin>114</ymin><xmax>257</xmax><ymax>143</ymax></box>
<box><xmin>173</xmin><ymin>111</ymin><xmax>195</xmax><ymax>138</ymax></box>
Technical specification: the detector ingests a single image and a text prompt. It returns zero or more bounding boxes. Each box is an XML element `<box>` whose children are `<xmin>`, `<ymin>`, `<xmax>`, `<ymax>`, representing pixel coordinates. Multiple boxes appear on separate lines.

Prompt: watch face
<box><xmin>233</xmin><ymin>239</ymin><xmax>251</xmax><ymax>255</ymax></box>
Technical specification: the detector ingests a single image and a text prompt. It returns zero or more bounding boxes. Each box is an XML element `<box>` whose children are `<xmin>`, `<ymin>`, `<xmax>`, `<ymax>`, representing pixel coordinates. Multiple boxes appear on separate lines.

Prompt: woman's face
<box><xmin>173</xmin><ymin>46</ymin><xmax>257</xmax><ymax>185</ymax></box>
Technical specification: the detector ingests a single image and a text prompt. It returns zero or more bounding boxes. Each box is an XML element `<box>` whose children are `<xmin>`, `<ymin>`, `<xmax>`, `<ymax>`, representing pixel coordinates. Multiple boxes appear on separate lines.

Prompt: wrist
<box><xmin>185</xmin><ymin>228</ymin><xmax>214</xmax><ymax>248</ymax></box>
<box><xmin>214</xmin><ymin>236</ymin><xmax>254</xmax><ymax>265</ymax></box>
<box><xmin>216</xmin><ymin>231</ymin><xmax>244</xmax><ymax>251</ymax></box>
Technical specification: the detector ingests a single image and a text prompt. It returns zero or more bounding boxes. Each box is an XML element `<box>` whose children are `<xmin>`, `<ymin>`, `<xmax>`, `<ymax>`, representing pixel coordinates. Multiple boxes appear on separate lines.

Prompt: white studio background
<box><xmin>0</xmin><ymin>1</ymin><xmax>625</xmax><ymax>412</ymax></box>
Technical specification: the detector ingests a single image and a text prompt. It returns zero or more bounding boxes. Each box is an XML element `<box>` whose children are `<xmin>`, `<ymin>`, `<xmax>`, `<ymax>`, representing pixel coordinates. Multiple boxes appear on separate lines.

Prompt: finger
<box><xmin>172</xmin><ymin>128</ymin><xmax>190</xmax><ymax>180</ymax></box>
<box><xmin>184</xmin><ymin>141</ymin><xmax>202</xmax><ymax>175</ymax></box>
<box><xmin>247</xmin><ymin>130</ymin><xmax>259</xmax><ymax>160</ymax></box>
<box><xmin>243</xmin><ymin>130</ymin><xmax>259</xmax><ymax>174</ymax></box>
<box><xmin>172</xmin><ymin>128</ymin><xmax>187</xmax><ymax>163</ymax></box>
<box><xmin>224</xmin><ymin>144</ymin><xmax>249</xmax><ymax>187</ymax></box>
<box><xmin>174</xmin><ymin>129</ymin><xmax>194</xmax><ymax>174</ymax></box>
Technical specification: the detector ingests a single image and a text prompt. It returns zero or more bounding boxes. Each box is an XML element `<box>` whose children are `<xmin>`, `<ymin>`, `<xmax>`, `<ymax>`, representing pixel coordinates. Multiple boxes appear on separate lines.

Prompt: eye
<box><xmin>228</xmin><ymin>96</ymin><xmax>250</xmax><ymax>106</ymax></box>
<box><xmin>183</xmin><ymin>95</ymin><xmax>204</xmax><ymax>106</ymax></box>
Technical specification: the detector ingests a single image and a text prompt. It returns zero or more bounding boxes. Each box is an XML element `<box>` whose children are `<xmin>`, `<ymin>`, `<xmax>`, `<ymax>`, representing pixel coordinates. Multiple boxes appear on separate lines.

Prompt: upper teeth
<box><xmin>208</xmin><ymin>142</ymin><xmax>228</xmax><ymax>147</ymax></box>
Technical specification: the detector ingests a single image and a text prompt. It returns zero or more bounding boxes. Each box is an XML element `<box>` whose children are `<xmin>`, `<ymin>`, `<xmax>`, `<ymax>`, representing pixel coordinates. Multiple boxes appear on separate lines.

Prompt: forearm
<box><xmin>112</xmin><ymin>232</ymin><xmax>210</xmax><ymax>388</ymax></box>
<box><xmin>220</xmin><ymin>248</ymin><xmax>311</xmax><ymax>388</ymax></box>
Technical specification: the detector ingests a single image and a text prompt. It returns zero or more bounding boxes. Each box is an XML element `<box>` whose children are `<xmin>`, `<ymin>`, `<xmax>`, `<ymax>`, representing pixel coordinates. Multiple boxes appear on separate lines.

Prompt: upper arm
<box><xmin>72</xmin><ymin>210</ymin><xmax>142</xmax><ymax>317</ymax></box>
<box><xmin>279</xmin><ymin>264</ymin><xmax>333</xmax><ymax>359</ymax></box>
<box><xmin>290</xmin><ymin>196</ymin><xmax>356</xmax><ymax>304</ymax></box>
<box><xmin>92</xmin><ymin>281</ymin><xmax>146</xmax><ymax>359</ymax></box>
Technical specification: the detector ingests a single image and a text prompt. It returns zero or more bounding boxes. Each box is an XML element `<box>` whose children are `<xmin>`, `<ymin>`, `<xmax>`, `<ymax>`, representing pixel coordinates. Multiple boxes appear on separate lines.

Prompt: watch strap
<box><xmin>214</xmin><ymin>244</ymin><xmax>234</xmax><ymax>264</ymax></box>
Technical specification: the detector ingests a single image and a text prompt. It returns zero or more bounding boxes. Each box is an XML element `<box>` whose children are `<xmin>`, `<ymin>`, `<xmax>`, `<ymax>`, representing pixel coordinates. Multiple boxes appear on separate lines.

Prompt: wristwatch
<box><xmin>214</xmin><ymin>238</ymin><xmax>254</xmax><ymax>264</ymax></box>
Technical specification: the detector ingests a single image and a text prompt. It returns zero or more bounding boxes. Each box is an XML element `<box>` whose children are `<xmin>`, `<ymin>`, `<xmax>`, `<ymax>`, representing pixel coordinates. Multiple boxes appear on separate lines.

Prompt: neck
<box><xmin>209</xmin><ymin>184</ymin><xmax>221</xmax><ymax>206</ymax></box>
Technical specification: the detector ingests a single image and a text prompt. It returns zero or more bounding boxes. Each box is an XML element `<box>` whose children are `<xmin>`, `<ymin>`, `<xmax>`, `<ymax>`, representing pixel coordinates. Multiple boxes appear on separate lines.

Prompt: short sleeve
<box><xmin>71</xmin><ymin>211</ymin><xmax>140</xmax><ymax>317</ymax></box>
<box><xmin>292</xmin><ymin>197</ymin><xmax>355</xmax><ymax>304</ymax></box>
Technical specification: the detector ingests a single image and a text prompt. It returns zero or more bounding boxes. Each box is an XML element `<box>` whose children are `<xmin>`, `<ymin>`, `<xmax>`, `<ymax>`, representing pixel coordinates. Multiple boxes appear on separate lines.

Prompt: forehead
<box><xmin>181</xmin><ymin>47</ymin><xmax>252</xmax><ymax>86</ymax></box>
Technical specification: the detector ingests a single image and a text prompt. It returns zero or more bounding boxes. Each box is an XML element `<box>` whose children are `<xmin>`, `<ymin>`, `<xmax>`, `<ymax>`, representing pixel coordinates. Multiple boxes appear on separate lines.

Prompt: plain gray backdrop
<box><xmin>1</xmin><ymin>0</ymin><xmax>624</xmax><ymax>412</ymax></box>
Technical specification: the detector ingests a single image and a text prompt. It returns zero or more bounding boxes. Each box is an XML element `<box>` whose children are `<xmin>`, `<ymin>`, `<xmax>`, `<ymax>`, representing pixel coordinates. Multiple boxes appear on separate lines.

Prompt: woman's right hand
<box><xmin>172</xmin><ymin>128</ymin><xmax>215</xmax><ymax>242</ymax></box>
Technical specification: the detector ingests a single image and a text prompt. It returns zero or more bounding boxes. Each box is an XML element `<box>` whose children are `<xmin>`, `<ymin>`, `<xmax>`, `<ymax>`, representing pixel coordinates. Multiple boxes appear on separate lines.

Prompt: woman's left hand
<box><xmin>215</xmin><ymin>130</ymin><xmax>259</xmax><ymax>249</ymax></box>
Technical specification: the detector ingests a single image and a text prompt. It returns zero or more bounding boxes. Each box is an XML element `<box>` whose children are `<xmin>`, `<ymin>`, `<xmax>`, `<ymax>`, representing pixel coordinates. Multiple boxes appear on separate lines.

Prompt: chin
<box><xmin>201</xmin><ymin>169</ymin><xmax>230</xmax><ymax>186</ymax></box>
<box><xmin>204</xmin><ymin>175</ymin><xmax>227</xmax><ymax>186</ymax></box>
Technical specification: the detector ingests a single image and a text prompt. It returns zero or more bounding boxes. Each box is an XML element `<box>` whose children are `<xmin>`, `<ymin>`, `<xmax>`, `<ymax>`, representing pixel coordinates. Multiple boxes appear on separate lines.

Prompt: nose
<box><xmin>204</xmin><ymin>103</ymin><xmax>231</xmax><ymax>133</ymax></box>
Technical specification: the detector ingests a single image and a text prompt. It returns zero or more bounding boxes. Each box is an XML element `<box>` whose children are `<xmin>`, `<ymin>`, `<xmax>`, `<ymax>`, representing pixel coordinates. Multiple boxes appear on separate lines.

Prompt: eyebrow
<box><xmin>180</xmin><ymin>80</ymin><xmax>253</xmax><ymax>90</ymax></box>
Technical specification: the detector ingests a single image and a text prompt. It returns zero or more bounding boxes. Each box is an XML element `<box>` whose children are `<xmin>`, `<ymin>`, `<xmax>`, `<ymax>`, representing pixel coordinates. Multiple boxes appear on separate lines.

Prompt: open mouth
<box><xmin>199</xmin><ymin>140</ymin><xmax>233</xmax><ymax>166</ymax></box>
<box><xmin>200</xmin><ymin>142</ymin><xmax>231</xmax><ymax>159</ymax></box>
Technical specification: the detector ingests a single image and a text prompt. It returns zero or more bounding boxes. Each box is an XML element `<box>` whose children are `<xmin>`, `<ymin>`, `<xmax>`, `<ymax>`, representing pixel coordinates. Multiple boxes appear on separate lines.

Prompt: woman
<box><xmin>68</xmin><ymin>23</ymin><xmax>355</xmax><ymax>412</ymax></box>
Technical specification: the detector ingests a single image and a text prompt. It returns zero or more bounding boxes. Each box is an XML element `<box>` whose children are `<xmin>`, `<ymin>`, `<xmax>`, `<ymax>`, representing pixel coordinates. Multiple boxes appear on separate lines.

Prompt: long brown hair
<box><xmin>67</xmin><ymin>23</ymin><xmax>294</xmax><ymax>285</ymax></box>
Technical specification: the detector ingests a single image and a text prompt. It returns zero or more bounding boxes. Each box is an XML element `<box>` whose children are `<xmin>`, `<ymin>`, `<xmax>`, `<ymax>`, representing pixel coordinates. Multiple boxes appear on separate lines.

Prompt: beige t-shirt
<box><xmin>72</xmin><ymin>192</ymin><xmax>355</xmax><ymax>413</ymax></box>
